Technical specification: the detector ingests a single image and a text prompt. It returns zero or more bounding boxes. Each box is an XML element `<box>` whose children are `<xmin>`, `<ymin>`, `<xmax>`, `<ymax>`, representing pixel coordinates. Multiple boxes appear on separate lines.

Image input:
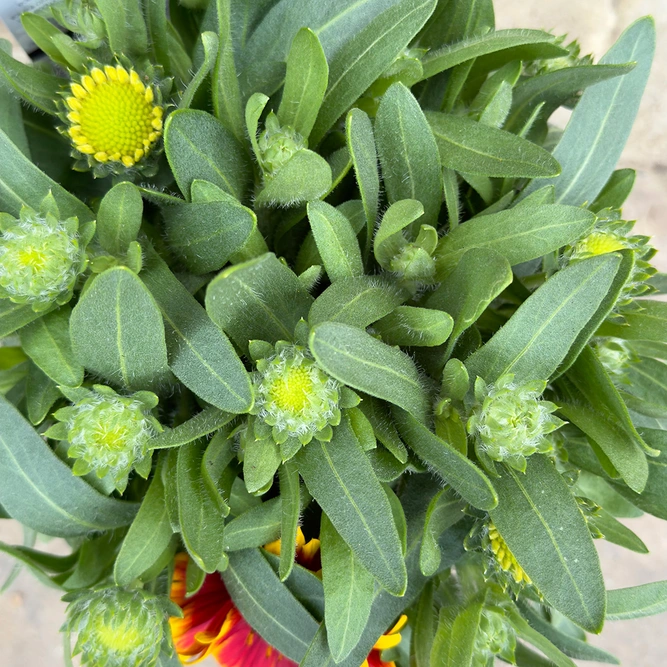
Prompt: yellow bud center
<box><xmin>66</xmin><ymin>66</ymin><xmax>163</xmax><ymax>168</ymax></box>
<box><xmin>268</xmin><ymin>365</ymin><xmax>314</xmax><ymax>414</ymax></box>
<box><xmin>95</xmin><ymin>618</ymin><xmax>143</xmax><ymax>653</ymax></box>
<box><xmin>577</xmin><ymin>232</ymin><xmax>626</xmax><ymax>256</ymax></box>
<box><xmin>17</xmin><ymin>246</ymin><xmax>47</xmax><ymax>270</ymax></box>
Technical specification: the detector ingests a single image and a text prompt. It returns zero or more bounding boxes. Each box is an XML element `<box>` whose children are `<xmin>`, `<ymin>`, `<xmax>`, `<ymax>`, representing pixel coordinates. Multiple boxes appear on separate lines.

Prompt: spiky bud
<box><xmin>473</xmin><ymin>608</ymin><xmax>517</xmax><ymax>666</ymax></box>
<box><xmin>258</xmin><ymin>112</ymin><xmax>306</xmax><ymax>177</ymax></box>
<box><xmin>251</xmin><ymin>343</ymin><xmax>341</xmax><ymax>450</ymax></box>
<box><xmin>389</xmin><ymin>243</ymin><xmax>437</xmax><ymax>284</ymax></box>
<box><xmin>63</xmin><ymin>587</ymin><xmax>177</xmax><ymax>667</ymax></box>
<box><xmin>467</xmin><ymin>374</ymin><xmax>564</xmax><ymax>472</ymax></box>
<box><xmin>0</xmin><ymin>205</ymin><xmax>86</xmax><ymax>311</ymax></box>
<box><xmin>47</xmin><ymin>385</ymin><xmax>160</xmax><ymax>492</ymax></box>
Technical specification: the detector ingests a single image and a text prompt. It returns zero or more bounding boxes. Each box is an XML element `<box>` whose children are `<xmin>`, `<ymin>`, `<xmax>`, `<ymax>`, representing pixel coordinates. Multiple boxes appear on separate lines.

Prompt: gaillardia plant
<box><xmin>0</xmin><ymin>1</ymin><xmax>666</xmax><ymax>666</ymax></box>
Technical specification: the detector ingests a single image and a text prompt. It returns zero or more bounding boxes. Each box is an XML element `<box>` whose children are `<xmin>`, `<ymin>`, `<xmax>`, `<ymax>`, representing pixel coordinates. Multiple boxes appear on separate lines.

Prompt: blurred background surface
<box><xmin>1</xmin><ymin>1</ymin><xmax>666</xmax><ymax>665</ymax></box>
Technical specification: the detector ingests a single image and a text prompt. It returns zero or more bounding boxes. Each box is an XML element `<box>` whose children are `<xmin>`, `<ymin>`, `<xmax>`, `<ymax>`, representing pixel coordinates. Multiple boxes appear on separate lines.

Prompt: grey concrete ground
<box><xmin>1</xmin><ymin>1</ymin><xmax>666</xmax><ymax>665</ymax></box>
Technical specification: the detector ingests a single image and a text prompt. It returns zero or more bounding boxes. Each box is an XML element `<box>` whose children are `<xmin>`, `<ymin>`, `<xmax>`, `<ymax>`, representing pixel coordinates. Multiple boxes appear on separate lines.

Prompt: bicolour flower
<box><xmin>0</xmin><ymin>201</ymin><xmax>91</xmax><ymax>311</ymax></box>
<box><xmin>170</xmin><ymin>530</ymin><xmax>406</xmax><ymax>667</ymax></box>
<box><xmin>63</xmin><ymin>586</ymin><xmax>177</xmax><ymax>667</ymax></box>
<box><xmin>63</xmin><ymin>64</ymin><xmax>164</xmax><ymax>175</ymax></box>
<box><xmin>46</xmin><ymin>384</ymin><xmax>161</xmax><ymax>492</ymax></box>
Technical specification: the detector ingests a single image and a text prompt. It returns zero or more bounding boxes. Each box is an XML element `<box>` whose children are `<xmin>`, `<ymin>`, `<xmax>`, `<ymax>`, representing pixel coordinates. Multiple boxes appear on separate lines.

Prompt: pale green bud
<box><xmin>48</xmin><ymin>385</ymin><xmax>160</xmax><ymax>492</ymax></box>
<box><xmin>473</xmin><ymin>608</ymin><xmax>517</xmax><ymax>666</ymax></box>
<box><xmin>251</xmin><ymin>343</ymin><xmax>341</xmax><ymax>452</ymax></box>
<box><xmin>467</xmin><ymin>374</ymin><xmax>564</xmax><ymax>471</ymax></box>
<box><xmin>0</xmin><ymin>207</ymin><xmax>84</xmax><ymax>310</ymax></box>
<box><xmin>592</xmin><ymin>337</ymin><xmax>636</xmax><ymax>378</ymax></box>
<box><xmin>389</xmin><ymin>243</ymin><xmax>437</xmax><ymax>284</ymax></box>
<box><xmin>258</xmin><ymin>112</ymin><xmax>306</xmax><ymax>176</ymax></box>
<box><xmin>63</xmin><ymin>587</ymin><xmax>177</xmax><ymax>667</ymax></box>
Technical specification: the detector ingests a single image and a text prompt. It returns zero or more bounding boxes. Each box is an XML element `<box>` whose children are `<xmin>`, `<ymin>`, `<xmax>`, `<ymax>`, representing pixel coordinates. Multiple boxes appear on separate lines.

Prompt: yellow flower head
<box><xmin>488</xmin><ymin>523</ymin><xmax>531</xmax><ymax>585</ymax></box>
<box><xmin>64</xmin><ymin>65</ymin><xmax>164</xmax><ymax>172</ymax></box>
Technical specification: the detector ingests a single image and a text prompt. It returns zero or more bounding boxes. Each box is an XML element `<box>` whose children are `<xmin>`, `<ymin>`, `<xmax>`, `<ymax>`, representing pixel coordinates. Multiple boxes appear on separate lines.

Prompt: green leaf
<box><xmin>278</xmin><ymin>28</ymin><xmax>328</xmax><ymax>139</ymax></box>
<box><xmin>114</xmin><ymin>471</ymin><xmax>173</xmax><ymax>586</ymax></box>
<box><xmin>178</xmin><ymin>32</ymin><xmax>218</xmax><ymax>110</ymax></box>
<box><xmin>320</xmin><ymin>513</ymin><xmax>375</xmax><ymax>662</ymax></box>
<box><xmin>374</xmin><ymin>199</ymin><xmax>425</xmax><ymax>269</ymax></box>
<box><xmin>145</xmin><ymin>0</ymin><xmax>171</xmax><ymax>76</ymax></box>
<box><xmin>0</xmin><ymin>47</ymin><xmax>64</xmax><ymax>115</ymax></box>
<box><xmin>162</xmin><ymin>193</ymin><xmax>255</xmax><ymax>274</ymax></box>
<box><xmin>606</xmin><ymin>581</ymin><xmax>667</xmax><ymax>620</ymax></box>
<box><xmin>435</xmin><ymin>204</ymin><xmax>594</xmax><ymax>279</ymax></box>
<box><xmin>591</xmin><ymin>168</ymin><xmax>636</xmax><ymax>212</ymax></box>
<box><xmin>164</xmin><ymin>109</ymin><xmax>250</xmax><ymax>202</ymax></box>
<box><xmin>96</xmin><ymin>0</ymin><xmax>148</xmax><ymax>55</ymax></box>
<box><xmin>588</xmin><ymin>509</ymin><xmax>648</xmax><ymax>554</ymax></box>
<box><xmin>296</xmin><ymin>416</ymin><xmax>407</xmax><ymax>595</ymax></box>
<box><xmin>0</xmin><ymin>300</ymin><xmax>41</xmax><ymax>338</ymax></box>
<box><xmin>421</xmin><ymin>29</ymin><xmax>565</xmax><ymax>79</ymax></box>
<box><xmin>20</xmin><ymin>13</ymin><xmax>71</xmax><ymax>69</ymax></box>
<box><xmin>178</xmin><ymin>441</ymin><xmax>226</xmax><ymax>573</ymax></box>
<box><xmin>0</xmin><ymin>130</ymin><xmax>93</xmax><ymax>221</ymax></box>
<box><xmin>19</xmin><ymin>306</ymin><xmax>83</xmax><ymax>387</ymax></box>
<box><xmin>374</xmin><ymin>306</ymin><xmax>453</xmax><ymax>348</ymax></box>
<box><xmin>255</xmin><ymin>149</ymin><xmax>332</xmax><ymax>207</ymax></box>
<box><xmin>346</xmin><ymin>108</ymin><xmax>379</xmax><ymax>252</ymax></box>
<box><xmin>212</xmin><ymin>0</ymin><xmax>245</xmax><ymax>144</ymax></box>
<box><xmin>207</xmin><ymin>253</ymin><xmax>313</xmax><ymax>351</ymax></box>
<box><xmin>419</xmin><ymin>490</ymin><xmax>466</xmax><ymax>576</ymax></box>
<box><xmin>441</xmin><ymin>600</ymin><xmax>485</xmax><ymax>667</ymax></box>
<box><xmin>310</xmin><ymin>0</ymin><xmax>437</xmax><ymax>145</ymax></box>
<box><xmin>465</xmin><ymin>254</ymin><xmax>622</xmax><ymax>384</ymax></box>
<box><xmin>309</xmin><ymin>276</ymin><xmax>407</xmax><ymax>329</ymax></box>
<box><xmin>70</xmin><ymin>267</ymin><xmax>170</xmax><ymax>391</ymax></box>
<box><xmin>558</xmin><ymin>346</ymin><xmax>651</xmax><ymax>492</ymax></box>
<box><xmin>426</xmin><ymin>111</ymin><xmax>561</xmax><ymax>178</ymax></box>
<box><xmin>524</xmin><ymin>17</ymin><xmax>655</xmax><ymax>206</ymax></box>
<box><xmin>597</xmin><ymin>300</ymin><xmax>667</xmax><ymax>342</ymax></box>
<box><xmin>97</xmin><ymin>182</ymin><xmax>143</xmax><ymax>256</ymax></box>
<box><xmin>376</xmin><ymin>83</ymin><xmax>442</xmax><ymax>227</ymax></box>
<box><xmin>223</xmin><ymin>548</ymin><xmax>318</xmax><ymax>662</ymax></box>
<box><xmin>0</xmin><ymin>394</ymin><xmax>137</xmax><ymax>536</ymax></box>
<box><xmin>223</xmin><ymin>498</ymin><xmax>282</xmax><ymax>552</ymax></box>
<box><xmin>411</xmin><ymin>580</ymin><xmax>436</xmax><ymax>667</ymax></box>
<box><xmin>243</xmin><ymin>435</ymin><xmax>280</xmax><ymax>494</ymax></box>
<box><xmin>26</xmin><ymin>363</ymin><xmax>60</xmax><ymax>425</ymax></box>
<box><xmin>417</xmin><ymin>0</ymin><xmax>494</xmax><ymax>49</ymax></box>
<box><xmin>149</xmin><ymin>406</ymin><xmax>235</xmax><ymax>450</ymax></box>
<box><xmin>0</xmin><ymin>43</ymin><xmax>30</xmax><ymax>157</ymax></box>
<box><xmin>310</xmin><ymin>322</ymin><xmax>429</xmax><ymax>421</ymax></box>
<box><xmin>505</xmin><ymin>64</ymin><xmax>636</xmax><ymax>136</ymax></box>
<box><xmin>490</xmin><ymin>456</ymin><xmax>606</xmax><ymax>632</ymax></box>
<box><xmin>141</xmin><ymin>245</ymin><xmax>252</xmax><ymax>413</ymax></box>
<box><xmin>307</xmin><ymin>200</ymin><xmax>363</xmax><ymax>282</ymax></box>
<box><xmin>394</xmin><ymin>409</ymin><xmax>497</xmax><ymax>510</ymax></box>
<box><xmin>278</xmin><ymin>461</ymin><xmax>300</xmax><ymax>581</ymax></box>
<box><xmin>427</xmin><ymin>247</ymin><xmax>512</xmax><ymax>355</ymax></box>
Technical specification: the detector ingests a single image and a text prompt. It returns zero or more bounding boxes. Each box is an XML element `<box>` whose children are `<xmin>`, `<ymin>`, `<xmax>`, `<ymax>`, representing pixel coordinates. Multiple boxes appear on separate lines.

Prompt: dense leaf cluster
<box><xmin>0</xmin><ymin>1</ymin><xmax>665</xmax><ymax>666</ymax></box>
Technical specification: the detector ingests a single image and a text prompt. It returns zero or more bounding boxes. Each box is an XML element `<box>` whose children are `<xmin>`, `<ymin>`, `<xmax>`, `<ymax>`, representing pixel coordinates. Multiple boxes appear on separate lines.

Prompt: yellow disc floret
<box><xmin>65</xmin><ymin>65</ymin><xmax>163</xmax><ymax>169</ymax></box>
<box><xmin>488</xmin><ymin>523</ymin><xmax>531</xmax><ymax>585</ymax></box>
<box><xmin>268</xmin><ymin>364</ymin><xmax>315</xmax><ymax>413</ymax></box>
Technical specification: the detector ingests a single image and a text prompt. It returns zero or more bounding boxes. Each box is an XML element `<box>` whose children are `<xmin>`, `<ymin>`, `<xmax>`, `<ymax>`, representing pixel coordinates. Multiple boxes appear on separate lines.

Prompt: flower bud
<box><xmin>473</xmin><ymin>608</ymin><xmax>517</xmax><ymax>666</ymax></box>
<box><xmin>0</xmin><ymin>207</ymin><xmax>82</xmax><ymax>310</ymax></box>
<box><xmin>592</xmin><ymin>337</ymin><xmax>636</xmax><ymax>379</ymax></box>
<box><xmin>487</xmin><ymin>523</ymin><xmax>531</xmax><ymax>586</ymax></box>
<box><xmin>64</xmin><ymin>587</ymin><xmax>176</xmax><ymax>667</ymax></box>
<box><xmin>252</xmin><ymin>343</ymin><xmax>340</xmax><ymax>448</ymax></box>
<box><xmin>257</xmin><ymin>112</ymin><xmax>306</xmax><ymax>176</ymax></box>
<box><xmin>49</xmin><ymin>385</ymin><xmax>160</xmax><ymax>492</ymax></box>
<box><xmin>467</xmin><ymin>374</ymin><xmax>564</xmax><ymax>471</ymax></box>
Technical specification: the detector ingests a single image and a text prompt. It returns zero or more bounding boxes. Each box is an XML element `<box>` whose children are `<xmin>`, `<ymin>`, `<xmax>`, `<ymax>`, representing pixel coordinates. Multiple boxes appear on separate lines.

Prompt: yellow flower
<box><xmin>488</xmin><ymin>523</ymin><xmax>531</xmax><ymax>585</ymax></box>
<box><xmin>64</xmin><ymin>65</ymin><xmax>163</xmax><ymax>170</ymax></box>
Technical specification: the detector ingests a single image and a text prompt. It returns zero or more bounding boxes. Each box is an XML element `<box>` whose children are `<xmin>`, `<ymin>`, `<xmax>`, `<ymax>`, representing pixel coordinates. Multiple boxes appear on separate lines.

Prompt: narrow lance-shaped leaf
<box><xmin>375</xmin><ymin>83</ymin><xmax>442</xmax><ymax>228</ymax></box>
<box><xmin>278</xmin><ymin>28</ymin><xmax>329</xmax><ymax>139</ymax></box>
<box><xmin>426</xmin><ymin>111</ymin><xmax>561</xmax><ymax>178</ymax></box>
<box><xmin>465</xmin><ymin>254</ymin><xmax>622</xmax><ymax>385</ymax></box>
<box><xmin>296</xmin><ymin>416</ymin><xmax>408</xmax><ymax>596</ymax></box>
<box><xmin>223</xmin><ymin>548</ymin><xmax>319</xmax><ymax>663</ymax></box>
<box><xmin>70</xmin><ymin>267</ymin><xmax>170</xmax><ymax>392</ymax></box>
<box><xmin>140</xmin><ymin>244</ymin><xmax>253</xmax><ymax>414</ymax></box>
<box><xmin>606</xmin><ymin>581</ymin><xmax>667</xmax><ymax>621</ymax></box>
<box><xmin>310</xmin><ymin>322</ymin><xmax>429</xmax><ymax>422</ymax></box>
<box><xmin>0</xmin><ymin>394</ymin><xmax>138</xmax><ymax>537</ymax></box>
<box><xmin>320</xmin><ymin>513</ymin><xmax>375</xmax><ymax>662</ymax></box>
<box><xmin>278</xmin><ymin>461</ymin><xmax>300</xmax><ymax>581</ymax></box>
<box><xmin>490</xmin><ymin>456</ymin><xmax>606</xmax><ymax>632</ymax></box>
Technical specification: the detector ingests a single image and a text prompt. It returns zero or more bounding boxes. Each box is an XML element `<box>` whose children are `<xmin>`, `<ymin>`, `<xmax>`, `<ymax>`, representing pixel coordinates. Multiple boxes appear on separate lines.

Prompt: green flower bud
<box><xmin>473</xmin><ymin>608</ymin><xmax>517</xmax><ymax>666</ymax></box>
<box><xmin>48</xmin><ymin>385</ymin><xmax>160</xmax><ymax>492</ymax></box>
<box><xmin>467</xmin><ymin>374</ymin><xmax>564</xmax><ymax>471</ymax></box>
<box><xmin>592</xmin><ymin>337</ymin><xmax>636</xmax><ymax>379</ymax></box>
<box><xmin>0</xmin><ymin>206</ymin><xmax>84</xmax><ymax>310</ymax></box>
<box><xmin>64</xmin><ymin>587</ymin><xmax>176</xmax><ymax>667</ymax></box>
<box><xmin>389</xmin><ymin>243</ymin><xmax>437</xmax><ymax>284</ymax></box>
<box><xmin>251</xmin><ymin>343</ymin><xmax>341</xmax><ymax>449</ymax></box>
<box><xmin>258</xmin><ymin>112</ymin><xmax>306</xmax><ymax>177</ymax></box>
